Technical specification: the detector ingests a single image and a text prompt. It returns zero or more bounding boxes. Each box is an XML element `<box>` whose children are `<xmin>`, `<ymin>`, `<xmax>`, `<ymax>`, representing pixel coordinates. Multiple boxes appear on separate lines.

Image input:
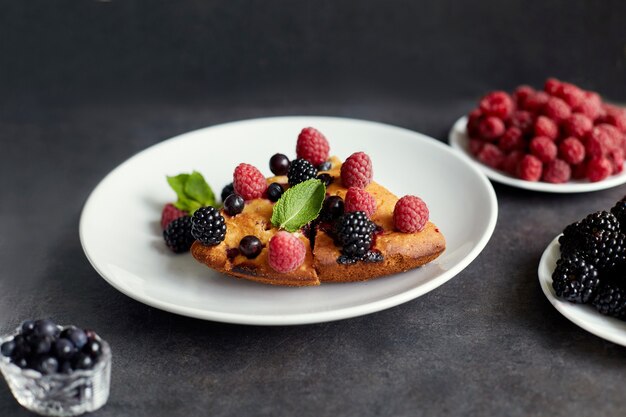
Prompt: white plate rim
<box><xmin>79</xmin><ymin>116</ymin><xmax>499</xmax><ymax>325</ymax></box>
<box><xmin>448</xmin><ymin>116</ymin><xmax>626</xmax><ymax>193</ymax></box>
<box><xmin>538</xmin><ymin>235</ymin><xmax>626</xmax><ymax>346</ymax></box>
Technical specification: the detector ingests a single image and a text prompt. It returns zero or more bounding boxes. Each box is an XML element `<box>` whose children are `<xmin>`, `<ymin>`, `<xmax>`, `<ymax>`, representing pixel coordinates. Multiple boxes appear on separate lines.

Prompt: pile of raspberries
<box><xmin>467</xmin><ymin>78</ymin><xmax>626</xmax><ymax>183</ymax></box>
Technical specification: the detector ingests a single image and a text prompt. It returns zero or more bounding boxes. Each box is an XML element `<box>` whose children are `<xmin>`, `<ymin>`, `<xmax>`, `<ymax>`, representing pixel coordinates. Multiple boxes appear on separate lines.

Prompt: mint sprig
<box><xmin>271</xmin><ymin>179</ymin><xmax>326</xmax><ymax>232</ymax></box>
<box><xmin>166</xmin><ymin>171</ymin><xmax>216</xmax><ymax>213</ymax></box>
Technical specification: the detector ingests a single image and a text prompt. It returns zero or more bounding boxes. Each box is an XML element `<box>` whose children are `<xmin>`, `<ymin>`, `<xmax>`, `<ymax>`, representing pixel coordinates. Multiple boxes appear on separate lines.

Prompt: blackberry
<box><xmin>558</xmin><ymin>222</ymin><xmax>587</xmax><ymax>256</ymax></box>
<box><xmin>610</xmin><ymin>197</ymin><xmax>626</xmax><ymax>232</ymax></box>
<box><xmin>592</xmin><ymin>283</ymin><xmax>626</xmax><ymax>319</ymax></box>
<box><xmin>191</xmin><ymin>206</ymin><xmax>226</xmax><ymax>246</ymax></box>
<box><xmin>582</xmin><ymin>230</ymin><xmax>626</xmax><ymax>271</ymax></box>
<box><xmin>287</xmin><ymin>159</ymin><xmax>317</xmax><ymax>186</ymax></box>
<box><xmin>221</xmin><ymin>183</ymin><xmax>235</xmax><ymax>203</ymax></box>
<box><xmin>334</xmin><ymin>211</ymin><xmax>376</xmax><ymax>260</ymax></box>
<box><xmin>163</xmin><ymin>216</ymin><xmax>194</xmax><ymax>253</ymax></box>
<box><xmin>552</xmin><ymin>252</ymin><xmax>600</xmax><ymax>303</ymax></box>
<box><xmin>579</xmin><ymin>211</ymin><xmax>619</xmax><ymax>235</ymax></box>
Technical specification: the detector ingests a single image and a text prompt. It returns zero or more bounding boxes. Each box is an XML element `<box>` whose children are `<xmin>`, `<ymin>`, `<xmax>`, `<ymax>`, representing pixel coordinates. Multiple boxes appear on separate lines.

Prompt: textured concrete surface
<box><xmin>2</xmin><ymin>1</ymin><xmax>626</xmax><ymax>415</ymax></box>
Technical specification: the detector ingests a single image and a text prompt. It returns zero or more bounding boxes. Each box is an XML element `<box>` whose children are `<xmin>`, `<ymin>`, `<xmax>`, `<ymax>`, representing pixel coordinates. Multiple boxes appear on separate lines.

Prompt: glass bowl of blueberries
<box><xmin>0</xmin><ymin>319</ymin><xmax>111</xmax><ymax>416</ymax></box>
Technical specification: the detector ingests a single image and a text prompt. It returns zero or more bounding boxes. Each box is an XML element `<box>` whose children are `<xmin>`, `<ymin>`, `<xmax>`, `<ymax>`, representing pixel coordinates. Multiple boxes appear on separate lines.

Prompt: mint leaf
<box><xmin>167</xmin><ymin>174</ymin><xmax>190</xmax><ymax>197</ymax></box>
<box><xmin>185</xmin><ymin>171</ymin><xmax>215</xmax><ymax>207</ymax></box>
<box><xmin>271</xmin><ymin>179</ymin><xmax>325</xmax><ymax>232</ymax></box>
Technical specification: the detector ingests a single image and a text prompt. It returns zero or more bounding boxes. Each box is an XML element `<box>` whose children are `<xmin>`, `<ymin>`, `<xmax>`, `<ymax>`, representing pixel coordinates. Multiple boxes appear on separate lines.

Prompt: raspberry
<box><xmin>596</xmin><ymin>123</ymin><xmax>623</xmax><ymax>145</ymax></box>
<box><xmin>479</xmin><ymin>91</ymin><xmax>514</xmax><ymax>119</ymax></box>
<box><xmin>573</xmin><ymin>92</ymin><xmax>603</xmax><ymax>121</ymax></box>
<box><xmin>542</xmin><ymin>159</ymin><xmax>571</xmax><ymax>183</ymax></box>
<box><xmin>466</xmin><ymin>108</ymin><xmax>483</xmax><ymax>138</ymax></box>
<box><xmin>268</xmin><ymin>231</ymin><xmax>306</xmax><ymax>273</ymax></box>
<box><xmin>469</xmin><ymin>139</ymin><xmax>485</xmax><ymax>156</ymax></box>
<box><xmin>544</xmin><ymin>78</ymin><xmax>561</xmax><ymax>95</ymax></box>
<box><xmin>543</xmin><ymin>97</ymin><xmax>572</xmax><ymax>122</ymax></box>
<box><xmin>517</xmin><ymin>154</ymin><xmax>543</xmax><ymax>181</ymax></box>
<box><xmin>534</xmin><ymin>115</ymin><xmax>558</xmax><ymax>140</ymax></box>
<box><xmin>296</xmin><ymin>127</ymin><xmax>330</xmax><ymax>166</ymax></box>
<box><xmin>501</xmin><ymin>150</ymin><xmax>525</xmax><ymax>176</ymax></box>
<box><xmin>608</xmin><ymin>148</ymin><xmax>625</xmax><ymax>174</ymax></box>
<box><xmin>341</xmin><ymin>152</ymin><xmax>373</xmax><ymax>188</ymax></box>
<box><xmin>287</xmin><ymin>158</ymin><xmax>317</xmax><ymax>186</ymax></box>
<box><xmin>523</xmin><ymin>91</ymin><xmax>549</xmax><ymax>113</ymax></box>
<box><xmin>513</xmin><ymin>85</ymin><xmax>535</xmax><ymax>107</ymax></box>
<box><xmin>393</xmin><ymin>195</ymin><xmax>429</xmax><ymax>233</ymax></box>
<box><xmin>476</xmin><ymin>143</ymin><xmax>504</xmax><ymax>169</ymax></box>
<box><xmin>233</xmin><ymin>163</ymin><xmax>267</xmax><ymax>200</ymax></box>
<box><xmin>563</xmin><ymin>113</ymin><xmax>593</xmax><ymax>138</ymax></box>
<box><xmin>558</xmin><ymin>137</ymin><xmax>585</xmax><ymax>165</ymax></box>
<box><xmin>344</xmin><ymin>187</ymin><xmax>376</xmax><ymax>218</ymax></box>
<box><xmin>163</xmin><ymin>216</ymin><xmax>194</xmax><ymax>253</ymax></box>
<box><xmin>530</xmin><ymin>136</ymin><xmax>557</xmax><ymax>163</ymax></box>
<box><xmin>586</xmin><ymin>157</ymin><xmax>612</xmax><ymax>182</ymax></box>
<box><xmin>161</xmin><ymin>203</ymin><xmax>187</xmax><ymax>230</ymax></box>
<box><xmin>571</xmin><ymin>161</ymin><xmax>588</xmax><ymax>179</ymax></box>
<box><xmin>508</xmin><ymin>110</ymin><xmax>535</xmax><ymax>135</ymax></box>
<box><xmin>604</xmin><ymin>107</ymin><xmax>626</xmax><ymax>133</ymax></box>
<box><xmin>498</xmin><ymin>127</ymin><xmax>524</xmax><ymax>152</ymax></box>
<box><xmin>478</xmin><ymin>116</ymin><xmax>505</xmax><ymax>140</ymax></box>
<box><xmin>191</xmin><ymin>206</ymin><xmax>227</xmax><ymax>246</ymax></box>
<box><xmin>556</xmin><ymin>82</ymin><xmax>584</xmax><ymax>108</ymax></box>
<box><xmin>586</xmin><ymin>126</ymin><xmax>616</xmax><ymax>158</ymax></box>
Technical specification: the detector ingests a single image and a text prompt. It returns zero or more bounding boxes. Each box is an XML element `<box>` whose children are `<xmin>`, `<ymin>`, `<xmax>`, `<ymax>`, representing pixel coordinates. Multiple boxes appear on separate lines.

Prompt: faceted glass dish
<box><xmin>0</xmin><ymin>327</ymin><xmax>111</xmax><ymax>416</ymax></box>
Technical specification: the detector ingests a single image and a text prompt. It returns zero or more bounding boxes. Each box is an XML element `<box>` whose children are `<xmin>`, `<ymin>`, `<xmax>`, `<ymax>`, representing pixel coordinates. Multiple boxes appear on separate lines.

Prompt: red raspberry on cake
<box><xmin>344</xmin><ymin>187</ymin><xmax>376</xmax><ymax>218</ymax></box>
<box><xmin>542</xmin><ymin>159</ymin><xmax>571</xmax><ymax>184</ymax></box>
<box><xmin>502</xmin><ymin>150</ymin><xmax>525</xmax><ymax>176</ymax></box>
<box><xmin>543</xmin><ymin>97</ymin><xmax>571</xmax><ymax>122</ymax></box>
<box><xmin>296</xmin><ymin>127</ymin><xmax>330</xmax><ymax>166</ymax></box>
<box><xmin>556</xmin><ymin>82</ymin><xmax>584</xmax><ymax>108</ymax></box>
<box><xmin>233</xmin><ymin>163</ymin><xmax>267</xmax><ymax>200</ymax></box>
<box><xmin>563</xmin><ymin>113</ymin><xmax>593</xmax><ymax>138</ymax></box>
<box><xmin>478</xmin><ymin>116</ymin><xmax>505</xmax><ymax>140</ymax></box>
<box><xmin>477</xmin><ymin>143</ymin><xmax>504</xmax><ymax>169</ymax></box>
<box><xmin>544</xmin><ymin>78</ymin><xmax>562</xmax><ymax>95</ymax></box>
<box><xmin>530</xmin><ymin>136</ymin><xmax>557</xmax><ymax>163</ymax></box>
<box><xmin>161</xmin><ymin>203</ymin><xmax>187</xmax><ymax>230</ymax></box>
<box><xmin>268</xmin><ymin>231</ymin><xmax>306</xmax><ymax>273</ymax></box>
<box><xmin>341</xmin><ymin>152</ymin><xmax>373</xmax><ymax>188</ymax></box>
<box><xmin>498</xmin><ymin>127</ymin><xmax>524</xmax><ymax>153</ymax></box>
<box><xmin>393</xmin><ymin>195</ymin><xmax>429</xmax><ymax>233</ymax></box>
<box><xmin>523</xmin><ymin>91</ymin><xmax>549</xmax><ymax>113</ymax></box>
<box><xmin>508</xmin><ymin>110</ymin><xmax>534</xmax><ymax>135</ymax></box>
<box><xmin>558</xmin><ymin>137</ymin><xmax>585</xmax><ymax>165</ymax></box>
<box><xmin>517</xmin><ymin>154</ymin><xmax>543</xmax><ymax>181</ymax></box>
<box><xmin>513</xmin><ymin>85</ymin><xmax>535</xmax><ymax>107</ymax></box>
<box><xmin>534</xmin><ymin>116</ymin><xmax>558</xmax><ymax>140</ymax></box>
<box><xmin>586</xmin><ymin>157</ymin><xmax>612</xmax><ymax>182</ymax></box>
<box><xmin>479</xmin><ymin>91</ymin><xmax>514</xmax><ymax>119</ymax></box>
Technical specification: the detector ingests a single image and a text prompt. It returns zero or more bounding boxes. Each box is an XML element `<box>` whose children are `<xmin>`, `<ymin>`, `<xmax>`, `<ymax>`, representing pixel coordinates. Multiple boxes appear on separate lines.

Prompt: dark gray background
<box><xmin>1</xmin><ymin>1</ymin><xmax>626</xmax><ymax>416</ymax></box>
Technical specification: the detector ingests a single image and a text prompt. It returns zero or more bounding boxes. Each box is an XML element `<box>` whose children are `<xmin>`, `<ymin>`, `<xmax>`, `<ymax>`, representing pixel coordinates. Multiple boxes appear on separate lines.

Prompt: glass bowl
<box><xmin>0</xmin><ymin>326</ymin><xmax>111</xmax><ymax>416</ymax></box>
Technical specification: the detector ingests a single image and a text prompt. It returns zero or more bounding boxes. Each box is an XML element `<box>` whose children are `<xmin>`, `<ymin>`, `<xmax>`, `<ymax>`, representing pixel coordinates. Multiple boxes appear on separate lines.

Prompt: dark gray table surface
<box><xmin>2</xmin><ymin>0</ymin><xmax>626</xmax><ymax>415</ymax></box>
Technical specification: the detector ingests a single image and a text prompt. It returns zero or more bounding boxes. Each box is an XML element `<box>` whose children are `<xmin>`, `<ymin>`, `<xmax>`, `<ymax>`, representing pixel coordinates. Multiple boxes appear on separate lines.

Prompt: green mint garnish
<box><xmin>166</xmin><ymin>171</ymin><xmax>216</xmax><ymax>213</ymax></box>
<box><xmin>271</xmin><ymin>179</ymin><xmax>326</xmax><ymax>232</ymax></box>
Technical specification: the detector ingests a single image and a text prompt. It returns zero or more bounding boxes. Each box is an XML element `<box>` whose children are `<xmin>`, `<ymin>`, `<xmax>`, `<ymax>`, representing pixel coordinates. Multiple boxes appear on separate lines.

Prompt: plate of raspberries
<box><xmin>538</xmin><ymin>197</ymin><xmax>626</xmax><ymax>346</ymax></box>
<box><xmin>449</xmin><ymin>78</ymin><xmax>626</xmax><ymax>193</ymax></box>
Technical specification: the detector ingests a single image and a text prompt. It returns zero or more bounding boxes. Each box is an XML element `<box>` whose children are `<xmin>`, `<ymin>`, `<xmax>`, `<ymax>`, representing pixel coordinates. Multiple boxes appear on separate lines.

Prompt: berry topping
<box><xmin>530</xmin><ymin>136</ymin><xmax>557</xmax><ymax>163</ymax></box>
<box><xmin>269</xmin><ymin>153</ymin><xmax>290</xmax><ymax>176</ymax></box>
<box><xmin>268</xmin><ymin>231</ymin><xmax>306</xmax><ymax>273</ymax></box>
<box><xmin>393</xmin><ymin>195</ymin><xmax>429</xmax><ymax>233</ymax></box>
<box><xmin>239</xmin><ymin>235</ymin><xmax>264</xmax><ymax>259</ymax></box>
<box><xmin>220</xmin><ymin>183</ymin><xmax>235</xmax><ymax>203</ymax></box>
<box><xmin>161</xmin><ymin>203</ymin><xmax>187</xmax><ymax>230</ymax></box>
<box><xmin>287</xmin><ymin>158</ymin><xmax>317</xmax><ymax>186</ymax></box>
<box><xmin>316</xmin><ymin>173</ymin><xmax>333</xmax><ymax>187</ymax></box>
<box><xmin>266</xmin><ymin>183</ymin><xmax>284</xmax><ymax>202</ymax></box>
<box><xmin>320</xmin><ymin>196</ymin><xmax>345</xmax><ymax>222</ymax></box>
<box><xmin>233</xmin><ymin>163</ymin><xmax>267</xmax><ymax>200</ymax></box>
<box><xmin>296</xmin><ymin>127</ymin><xmax>330</xmax><ymax>166</ymax></box>
<box><xmin>163</xmin><ymin>216</ymin><xmax>194</xmax><ymax>253</ymax></box>
<box><xmin>341</xmin><ymin>152</ymin><xmax>373</xmax><ymax>188</ymax></box>
<box><xmin>517</xmin><ymin>154</ymin><xmax>543</xmax><ymax>181</ymax></box>
<box><xmin>334</xmin><ymin>211</ymin><xmax>376</xmax><ymax>260</ymax></box>
<box><xmin>479</xmin><ymin>91</ymin><xmax>514</xmax><ymax>119</ymax></box>
<box><xmin>558</xmin><ymin>137</ymin><xmax>585</xmax><ymax>165</ymax></box>
<box><xmin>344</xmin><ymin>187</ymin><xmax>377</xmax><ymax>218</ymax></box>
<box><xmin>223</xmin><ymin>193</ymin><xmax>245</xmax><ymax>216</ymax></box>
<box><xmin>191</xmin><ymin>206</ymin><xmax>227</xmax><ymax>246</ymax></box>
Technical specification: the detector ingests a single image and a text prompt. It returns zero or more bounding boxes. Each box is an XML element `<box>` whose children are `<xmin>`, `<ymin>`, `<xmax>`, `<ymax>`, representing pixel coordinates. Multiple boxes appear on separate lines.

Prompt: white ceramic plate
<box><xmin>80</xmin><ymin>116</ymin><xmax>498</xmax><ymax>325</ymax></box>
<box><xmin>538</xmin><ymin>235</ymin><xmax>626</xmax><ymax>346</ymax></box>
<box><xmin>448</xmin><ymin>116</ymin><xmax>626</xmax><ymax>193</ymax></box>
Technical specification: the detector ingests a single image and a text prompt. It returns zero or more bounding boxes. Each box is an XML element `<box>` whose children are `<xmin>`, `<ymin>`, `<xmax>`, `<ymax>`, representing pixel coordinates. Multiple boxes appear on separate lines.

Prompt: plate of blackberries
<box><xmin>538</xmin><ymin>197</ymin><xmax>626</xmax><ymax>346</ymax></box>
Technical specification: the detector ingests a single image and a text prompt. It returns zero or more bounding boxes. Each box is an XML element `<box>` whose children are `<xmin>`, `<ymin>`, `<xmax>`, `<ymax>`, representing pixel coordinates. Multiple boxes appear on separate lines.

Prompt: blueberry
<box><xmin>73</xmin><ymin>353</ymin><xmax>94</xmax><ymax>370</ymax></box>
<box><xmin>266</xmin><ymin>183</ymin><xmax>284</xmax><ymax>202</ymax></box>
<box><xmin>318</xmin><ymin>161</ymin><xmax>332</xmax><ymax>171</ymax></box>
<box><xmin>33</xmin><ymin>319</ymin><xmax>58</xmax><ymax>338</ymax></box>
<box><xmin>29</xmin><ymin>335</ymin><xmax>52</xmax><ymax>355</ymax></box>
<box><xmin>317</xmin><ymin>173</ymin><xmax>333</xmax><ymax>187</ymax></box>
<box><xmin>320</xmin><ymin>196</ymin><xmax>344</xmax><ymax>222</ymax></box>
<box><xmin>37</xmin><ymin>356</ymin><xmax>59</xmax><ymax>375</ymax></box>
<box><xmin>269</xmin><ymin>153</ymin><xmax>290</xmax><ymax>176</ymax></box>
<box><xmin>59</xmin><ymin>361</ymin><xmax>73</xmax><ymax>374</ymax></box>
<box><xmin>83</xmin><ymin>340</ymin><xmax>102</xmax><ymax>358</ymax></box>
<box><xmin>13</xmin><ymin>357</ymin><xmax>28</xmax><ymax>368</ymax></box>
<box><xmin>223</xmin><ymin>193</ymin><xmax>245</xmax><ymax>216</ymax></box>
<box><xmin>54</xmin><ymin>338</ymin><xmax>75</xmax><ymax>360</ymax></box>
<box><xmin>238</xmin><ymin>236</ymin><xmax>263</xmax><ymax>259</ymax></box>
<box><xmin>12</xmin><ymin>335</ymin><xmax>31</xmax><ymax>358</ymax></box>
<box><xmin>1</xmin><ymin>340</ymin><xmax>15</xmax><ymax>357</ymax></box>
<box><xmin>21</xmin><ymin>320</ymin><xmax>36</xmax><ymax>335</ymax></box>
<box><xmin>220</xmin><ymin>183</ymin><xmax>235</xmax><ymax>203</ymax></box>
<box><xmin>61</xmin><ymin>327</ymin><xmax>88</xmax><ymax>350</ymax></box>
